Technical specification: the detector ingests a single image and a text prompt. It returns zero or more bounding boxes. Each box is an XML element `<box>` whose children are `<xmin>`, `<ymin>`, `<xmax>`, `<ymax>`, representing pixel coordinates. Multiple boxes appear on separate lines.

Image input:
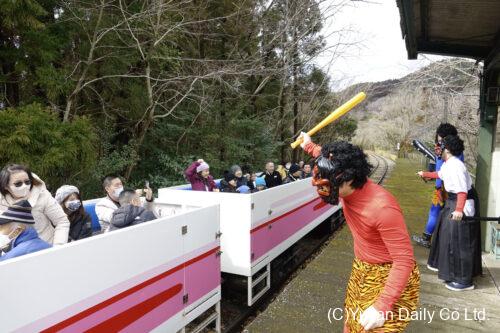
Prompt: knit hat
<box><xmin>196</xmin><ymin>162</ymin><xmax>210</xmax><ymax>173</ymax></box>
<box><xmin>255</xmin><ymin>177</ymin><xmax>266</xmax><ymax>187</ymax></box>
<box><xmin>289</xmin><ymin>163</ymin><xmax>301</xmax><ymax>175</ymax></box>
<box><xmin>224</xmin><ymin>172</ymin><xmax>237</xmax><ymax>182</ymax></box>
<box><xmin>0</xmin><ymin>200</ymin><xmax>35</xmax><ymax>225</ymax></box>
<box><xmin>237</xmin><ymin>185</ymin><xmax>251</xmax><ymax>193</ymax></box>
<box><xmin>55</xmin><ymin>185</ymin><xmax>80</xmax><ymax>204</ymax></box>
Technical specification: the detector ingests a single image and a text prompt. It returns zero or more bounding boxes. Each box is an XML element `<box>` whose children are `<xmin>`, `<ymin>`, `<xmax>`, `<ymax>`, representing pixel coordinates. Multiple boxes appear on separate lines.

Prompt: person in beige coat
<box><xmin>0</xmin><ymin>164</ymin><xmax>70</xmax><ymax>245</ymax></box>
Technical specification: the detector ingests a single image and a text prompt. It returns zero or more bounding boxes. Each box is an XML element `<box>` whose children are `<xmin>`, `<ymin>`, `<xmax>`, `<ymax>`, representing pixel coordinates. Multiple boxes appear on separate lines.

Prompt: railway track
<box><xmin>217</xmin><ymin>154</ymin><xmax>391</xmax><ymax>333</ymax></box>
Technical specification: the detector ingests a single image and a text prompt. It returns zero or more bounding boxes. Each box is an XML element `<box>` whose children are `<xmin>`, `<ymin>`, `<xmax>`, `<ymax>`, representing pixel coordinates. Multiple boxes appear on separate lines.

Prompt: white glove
<box><xmin>299</xmin><ymin>131</ymin><xmax>311</xmax><ymax>148</ymax></box>
<box><xmin>359</xmin><ymin>305</ymin><xmax>385</xmax><ymax>330</ymax></box>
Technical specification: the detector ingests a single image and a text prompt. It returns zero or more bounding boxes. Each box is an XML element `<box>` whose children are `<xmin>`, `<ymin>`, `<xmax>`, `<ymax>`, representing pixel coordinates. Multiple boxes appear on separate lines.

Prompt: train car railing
<box><xmin>0</xmin><ymin>202</ymin><xmax>221</xmax><ymax>333</ymax></box>
<box><xmin>158</xmin><ymin>178</ymin><xmax>340</xmax><ymax>306</ymax></box>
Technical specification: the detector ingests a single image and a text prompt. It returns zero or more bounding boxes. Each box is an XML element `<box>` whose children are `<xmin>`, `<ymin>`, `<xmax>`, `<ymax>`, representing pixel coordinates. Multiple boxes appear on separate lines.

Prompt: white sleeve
<box><xmin>95</xmin><ymin>203</ymin><xmax>113</xmax><ymax>232</ymax></box>
<box><xmin>448</xmin><ymin>160</ymin><xmax>468</xmax><ymax>193</ymax></box>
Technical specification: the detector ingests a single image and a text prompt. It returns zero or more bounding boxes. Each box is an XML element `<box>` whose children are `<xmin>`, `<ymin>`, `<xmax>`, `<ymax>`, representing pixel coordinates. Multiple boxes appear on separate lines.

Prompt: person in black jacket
<box><xmin>264</xmin><ymin>162</ymin><xmax>282</xmax><ymax>188</ymax></box>
<box><xmin>284</xmin><ymin>164</ymin><xmax>302</xmax><ymax>183</ymax></box>
<box><xmin>219</xmin><ymin>173</ymin><xmax>238</xmax><ymax>193</ymax></box>
<box><xmin>55</xmin><ymin>185</ymin><xmax>93</xmax><ymax>241</ymax></box>
<box><xmin>110</xmin><ymin>189</ymin><xmax>156</xmax><ymax>231</ymax></box>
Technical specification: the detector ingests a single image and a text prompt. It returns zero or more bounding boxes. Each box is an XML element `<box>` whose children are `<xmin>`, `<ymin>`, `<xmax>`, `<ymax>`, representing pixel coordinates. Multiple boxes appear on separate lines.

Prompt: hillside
<box><xmin>337</xmin><ymin>58</ymin><xmax>480</xmax><ymax>168</ymax></box>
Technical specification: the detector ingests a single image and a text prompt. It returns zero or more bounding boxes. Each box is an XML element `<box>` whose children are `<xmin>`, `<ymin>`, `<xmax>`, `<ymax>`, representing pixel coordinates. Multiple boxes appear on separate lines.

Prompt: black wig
<box><xmin>443</xmin><ymin>135</ymin><xmax>464</xmax><ymax>157</ymax></box>
<box><xmin>320</xmin><ymin>141</ymin><xmax>373</xmax><ymax>189</ymax></box>
<box><xmin>435</xmin><ymin>123</ymin><xmax>458</xmax><ymax>143</ymax></box>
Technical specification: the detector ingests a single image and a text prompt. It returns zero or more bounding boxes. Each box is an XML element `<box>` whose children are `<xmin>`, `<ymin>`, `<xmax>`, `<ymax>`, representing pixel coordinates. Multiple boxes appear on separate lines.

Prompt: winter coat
<box><xmin>185</xmin><ymin>162</ymin><xmax>217</xmax><ymax>191</ymax></box>
<box><xmin>301</xmin><ymin>171</ymin><xmax>312</xmax><ymax>179</ymax></box>
<box><xmin>0</xmin><ymin>227</ymin><xmax>51</xmax><ymax>262</ymax></box>
<box><xmin>68</xmin><ymin>211</ymin><xmax>93</xmax><ymax>241</ymax></box>
<box><xmin>264</xmin><ymin>171</ymin><xmax>282</xmax><ymax>188</ymax></box>
<box><xmin>219</xmin><ymin>180</ymin><xmax>238</xmax><ymax>193</ymax></box>
<box><xmin>283</xmin><ymin>174</ymin><xmax>300</xmax><ymax>184</ymax></box>
<box><xmin>236</xmin><ymin>176</ymin><xmax>248</xmax><ymax>188</ymax></box>
<box><xmin>109</xmin><ymin>204</ymin><xmax>156</xmax><ymax>231</ymax></box>
<box><xmin>0</xmin><ymin>177</ymin><xmax>70</xmax><ymax>245</ymax></box>
<box><xmin>96</xmin><ymin>196</ymin><xmax>153</xmax><ymax>233</ymax></box>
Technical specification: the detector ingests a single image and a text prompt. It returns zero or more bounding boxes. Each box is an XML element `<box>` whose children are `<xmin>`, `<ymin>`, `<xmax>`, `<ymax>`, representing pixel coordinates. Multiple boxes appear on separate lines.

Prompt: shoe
<box><xmin>445</xmin><ymin>281</ymin><xmax>474</xmax><ymax>291</ymax></box>
<box><xmin>427</xmin><ymin>264</ymin><xmax>438</xmax><ymax>272</ymax></box>
<box><xmin>412</xmin><ymin>233</ymin><xmax>431</xmax><ymax>248</ymax></box>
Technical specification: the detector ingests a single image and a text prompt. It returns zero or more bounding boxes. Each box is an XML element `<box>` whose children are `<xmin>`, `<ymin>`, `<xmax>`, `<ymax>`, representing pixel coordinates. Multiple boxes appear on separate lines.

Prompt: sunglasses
<box><xmin>12</xmin><ymin>180</ymin><xmax>31</xmax><ymax>187</ymax></box>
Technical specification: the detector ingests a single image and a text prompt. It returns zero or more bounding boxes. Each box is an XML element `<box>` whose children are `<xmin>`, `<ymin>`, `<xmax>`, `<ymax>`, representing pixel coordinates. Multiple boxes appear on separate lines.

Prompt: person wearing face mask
<box><xmin>55</xmin><ymin>185</ymin><xmax>92</xmax><ymax>241</ymax></box>
<box><xmin>299</xmin><ymin>132</ymin><xmax>419</xmax><ymax>333</ymax></box>
<box><xmin>0</xmin><ymin>164</ymin><xmax>70</xmax><ymax>245</ymax></box>
<box><xmin>417</xmin><ymin>135</ymin><xmax>481</xmax><ymax>292</ymax></box>
<box><xmin>0</xmin><ymin>200</ymin><xmax>51</xmax><ymax>262</ymax></box>
<box><xmin>109</xmin><ymin>189</ymin><xmax>157</xmax><ymax>231</ymax></box>
<box><xmin>95</xmin><ymin>175</ymin><xmax>154</xmax><ymax>233</ymax></box>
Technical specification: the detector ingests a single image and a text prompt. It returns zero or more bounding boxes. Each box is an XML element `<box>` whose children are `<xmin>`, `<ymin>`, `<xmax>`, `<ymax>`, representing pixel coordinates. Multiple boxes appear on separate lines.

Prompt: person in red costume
<box><xmin>417</xmin><ymin>135</ymin><xmax>481</xmax><ymax>291</ymax></box>
<box><xmin>299</xmin><ymin>132</ymin><xmax>420</xmax><ymax>333</ymax></box>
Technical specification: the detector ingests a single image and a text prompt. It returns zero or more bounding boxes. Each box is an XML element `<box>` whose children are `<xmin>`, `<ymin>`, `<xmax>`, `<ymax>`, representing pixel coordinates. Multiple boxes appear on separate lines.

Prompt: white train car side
<box><xmin>158</xmin><ymin>178</ymin><xmax>340</xmax><ymax>306</ymax></box>
<box><xmin>0</xmin><ymin>202</ymin><xmax>221</xmax><ymax>333</ymax></box>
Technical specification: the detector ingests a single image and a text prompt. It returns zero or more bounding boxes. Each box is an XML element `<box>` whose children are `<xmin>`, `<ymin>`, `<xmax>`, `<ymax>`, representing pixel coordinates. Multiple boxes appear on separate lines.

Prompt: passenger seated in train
<box><xmin>0</xmin><ymin>164</ymin><xmax>70</xmax><ymax>245</ymax></box>
<box><xmin>55</xmin><ymin>185</ymin><xmax>93</xmax><ymax>241</ymax></box>
<box><xmin>95</xmin><ymin>175</ymin><xmax>154</xmax><ymax>232</ymax></box>
<box><xmin>264</xmin><ymin>162</ymin><xmax>282</xmax><ymax>188</ymax></box>
<box><xmin>276</xmin><ymin>164</ymin><xmax>288</xmax><ymax>181</ymax></box>
<box><xmin>0</xmin><ymin>200</ymin><xmax>51</xmax><ymax>262</ymax></box>
<box><xmin>219</xmin><ymin>173</ymin><xmax>238</xmax><ymax>193</ymax></box>
<box><xmin>298</xmin><ymin>160</ymin><xmax>305</xmax><ymax>170</ymax></box>
<box><xmin>301</xmin><ymin>163</ymin><xmax>312</xmax><ymax>178</ymax></box>
<box><xmin>184</xmin><ymin>159</ymin><xmax>219</xmax><ymax>192</ymax></box>
<box><xmin>230</xmin><ymin>165</ymin><xmax>248</xmax><ymax>188</ymax></box>
<box><xmin>248</xmin><ymin>172</ymin><xmax>258</xmax><ymax>190</ymax></box>
<box><xmin>109</xmin><ymin>189</ymin><xmax>157</xmax><ymax>231</ymax></box>
<box><xmin>251</xmin><ymin>177</ymin><xmax>267</xmax><ymax>192</ymax></box>
<box><xmin>284</xmin><ymin>164</ymin><xmax>301</xmax><ymax>183</ymax></box>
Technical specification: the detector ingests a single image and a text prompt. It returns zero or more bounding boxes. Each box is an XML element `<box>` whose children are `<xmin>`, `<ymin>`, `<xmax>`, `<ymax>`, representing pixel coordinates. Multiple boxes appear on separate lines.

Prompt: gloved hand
<box><xmin>299</xmin><ymin>131</ymin><xmax>311</xmax><ymax>148</ymax></box>
<box><xmin>359</xmin><ymin>305</ymin><xmax>385</xmax><ymax>331</ymax></box>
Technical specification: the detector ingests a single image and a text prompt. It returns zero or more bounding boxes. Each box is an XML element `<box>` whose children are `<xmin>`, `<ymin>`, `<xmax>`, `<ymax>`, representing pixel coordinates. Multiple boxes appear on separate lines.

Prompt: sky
<box><xmin>316</xmin><ymin>0</ymin><xmax>443</xmax><ymax>90</ymax></box>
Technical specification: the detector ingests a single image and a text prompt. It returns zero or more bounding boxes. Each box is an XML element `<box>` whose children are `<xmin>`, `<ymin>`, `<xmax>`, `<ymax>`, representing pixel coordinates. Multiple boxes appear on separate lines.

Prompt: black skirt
<box><xmin>427</xmin><ymin>188</ymin><xmax>482</xmax><ymax>284</ymax></box>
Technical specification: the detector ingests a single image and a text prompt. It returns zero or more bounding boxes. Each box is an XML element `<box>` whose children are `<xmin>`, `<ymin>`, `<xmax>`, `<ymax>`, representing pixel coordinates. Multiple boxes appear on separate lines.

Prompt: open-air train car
<box><xmin>158</xmin><ymin>178</ymin><xmax>340</xmax><ymax>306</ymax></box>
<box><xmin>0</xmin><ymin>202</ymin><xmax>221</xmax><ymax>333</ymax></box>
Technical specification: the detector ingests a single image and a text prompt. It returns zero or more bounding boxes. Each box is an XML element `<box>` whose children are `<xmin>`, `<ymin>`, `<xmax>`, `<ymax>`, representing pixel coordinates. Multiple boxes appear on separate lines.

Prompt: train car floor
<box><xmin>244</xmin><ymin>158</ymin><xmax>500</xmax><ymax>333</ymax></box>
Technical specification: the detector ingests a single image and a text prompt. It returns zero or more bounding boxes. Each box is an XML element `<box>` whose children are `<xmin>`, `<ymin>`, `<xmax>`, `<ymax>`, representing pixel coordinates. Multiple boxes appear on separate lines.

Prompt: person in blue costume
<box><xmin>412</xmin><ymin>123</ymin><xmax>464</xmax><ymax>248</ymax></box>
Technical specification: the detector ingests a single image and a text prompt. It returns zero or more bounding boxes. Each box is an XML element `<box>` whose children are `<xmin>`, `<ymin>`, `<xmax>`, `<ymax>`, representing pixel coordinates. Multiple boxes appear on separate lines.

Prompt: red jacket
<box><xmin>184</xmin><ymin>162</ymin><xmax>217</xmax><ymax>192</ymax></box>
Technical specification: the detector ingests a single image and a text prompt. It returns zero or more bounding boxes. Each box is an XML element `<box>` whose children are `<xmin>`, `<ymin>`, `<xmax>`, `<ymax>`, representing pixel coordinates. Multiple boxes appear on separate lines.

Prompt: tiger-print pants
<box><xmin>344</xmin><ymin>258</ymin><xmax>420</xmax><ymax>332</ymax></box>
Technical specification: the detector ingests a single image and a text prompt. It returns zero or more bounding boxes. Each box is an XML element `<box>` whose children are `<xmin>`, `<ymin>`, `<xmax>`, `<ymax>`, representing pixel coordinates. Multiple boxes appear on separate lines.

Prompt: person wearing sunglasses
<box><xmin>0</xmin><ymin>164</ymin><xmax>70</xmax><ymax>245</ymax></box>
<box><xmin>298</xmin><ymin>132</ymin><xmax>419</xmax><ymax>333</ymax></box>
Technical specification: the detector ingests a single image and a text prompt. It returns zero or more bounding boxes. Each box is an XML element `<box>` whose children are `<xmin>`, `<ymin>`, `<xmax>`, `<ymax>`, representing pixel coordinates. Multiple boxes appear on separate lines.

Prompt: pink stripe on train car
<box><xmin>251</xmin><ymin>197</ymin><xmax>333</xmax><ymax>262</ymax></box>
<box><xmin>122</xmin><ymin>251</ymin><xmax>221</xmax><ymax>333</ymax></box>
<box><xmin>14</xmin><ymin>242</ymin><xmax>219</xmax><ymax>333</ymax></box>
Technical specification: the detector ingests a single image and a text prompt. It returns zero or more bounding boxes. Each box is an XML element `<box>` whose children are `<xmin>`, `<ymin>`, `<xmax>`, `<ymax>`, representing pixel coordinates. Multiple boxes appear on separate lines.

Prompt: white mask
<box><xmin>9</xmin><ymin>184</ymin><xmax>30</xmax><ymax>198</ymax></box>
<box><xmin>113</xmin><ymin>187</ymin><xmax>124</xmax><ymax>198</ymax></box>
<box><xmin>0</xmin><ymin>227</ymin><xmax>17</xmax><ymax>250</ymax></box>
<box><xmin>0</xmin><ymin>234</ymin><xmax>12</xmax><ymax>250</ymax></box>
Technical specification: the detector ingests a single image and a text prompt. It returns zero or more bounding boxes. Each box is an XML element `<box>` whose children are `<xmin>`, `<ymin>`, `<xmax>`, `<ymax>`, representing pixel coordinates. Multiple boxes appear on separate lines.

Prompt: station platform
<box><xmin>244</xmin><ymin>158</ymin><xmax>500</xmax><ymax>332</ymax></box>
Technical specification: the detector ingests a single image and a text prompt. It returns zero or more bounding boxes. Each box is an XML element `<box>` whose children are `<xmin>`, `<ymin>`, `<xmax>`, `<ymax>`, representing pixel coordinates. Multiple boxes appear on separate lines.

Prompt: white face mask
<box><xmin>0</xmin><ymin>227</ymin><xmax>18</xmax><ymax>250</ymax></box>
<box><xmin>113</xmin><ymin>186</ymin><xmax>124</xmax><ymax>198</ymax></box>
<box><xmin>9</xmin><ymin>184</ymin><xmax>30</xmax><ymax>198</ymax></box>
